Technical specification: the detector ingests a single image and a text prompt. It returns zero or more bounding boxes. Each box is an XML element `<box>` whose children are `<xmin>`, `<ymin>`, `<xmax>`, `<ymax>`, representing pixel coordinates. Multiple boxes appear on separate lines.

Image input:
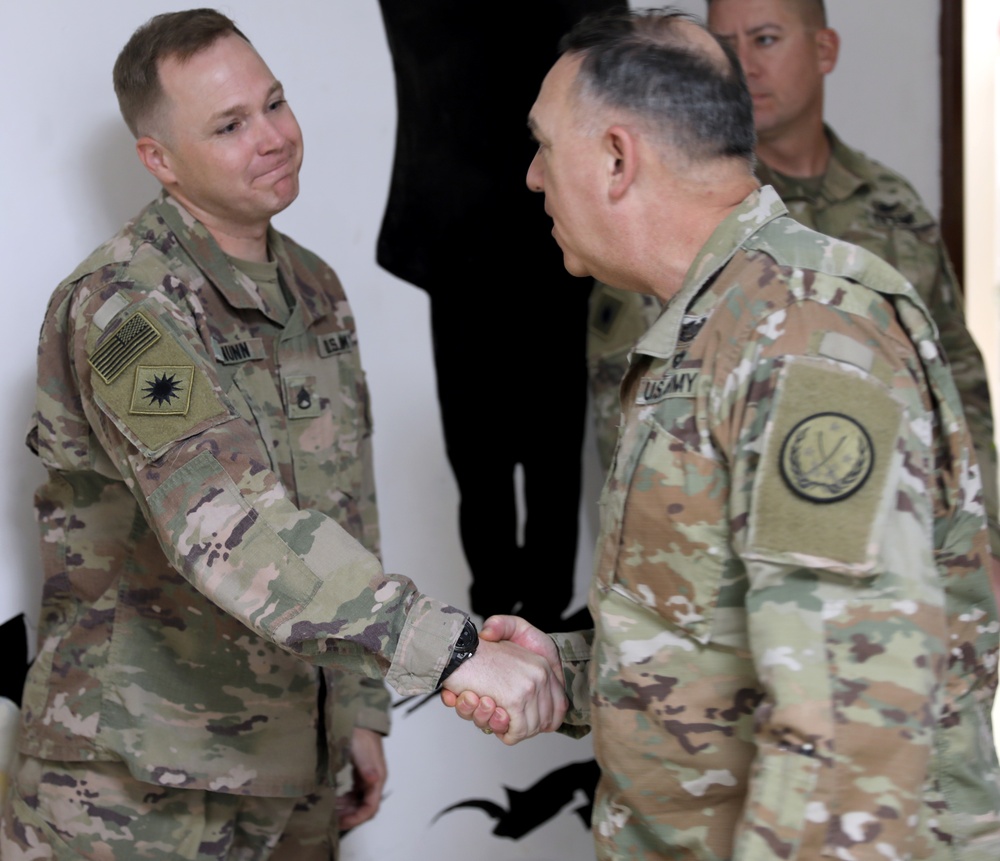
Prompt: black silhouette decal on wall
<box><xmin>376</xmin><ymin>0</ymin><xmax>625</xmax><ymax>633</ymax></box>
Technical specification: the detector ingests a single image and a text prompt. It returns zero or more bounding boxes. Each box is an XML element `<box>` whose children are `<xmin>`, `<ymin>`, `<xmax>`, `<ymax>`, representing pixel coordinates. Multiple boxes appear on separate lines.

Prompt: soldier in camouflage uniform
<box><xmin>0</xmin><ymin>10</ymin><xmax>565</xmax><ymax>860</ymax></box>
<box><xmin>446</xmin><ymin>8</ymin><xmax>1000</xmax><ymax>859</ymax></box>
<box><xmin>587</xmin><ymin>0</ymin><xmax>1000</xmax><ymax>570</ymax></box>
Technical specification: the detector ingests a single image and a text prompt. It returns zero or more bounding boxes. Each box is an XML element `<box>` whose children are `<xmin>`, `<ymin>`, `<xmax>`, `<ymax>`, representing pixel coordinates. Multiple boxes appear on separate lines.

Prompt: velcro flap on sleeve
<box><xmin>89</xmin><ymin>309</ymin><xmax>234</xmax><ymax>459</ymax></box>
<box><xmin>746</xmin><ymin>357</ymin><xmax>904</xmax><ymax>573</ymax></box>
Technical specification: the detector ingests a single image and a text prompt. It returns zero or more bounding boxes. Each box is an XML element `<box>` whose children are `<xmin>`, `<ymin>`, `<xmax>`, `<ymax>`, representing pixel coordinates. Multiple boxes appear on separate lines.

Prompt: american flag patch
<box><xmin>88</xmin><ymin>312</ymin><xmax>161</xmax><ymax>384</ymax></box>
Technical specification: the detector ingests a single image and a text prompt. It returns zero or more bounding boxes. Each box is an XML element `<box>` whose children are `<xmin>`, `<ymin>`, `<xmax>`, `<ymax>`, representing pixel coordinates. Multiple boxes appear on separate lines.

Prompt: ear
<box><xmin>135</xmin><ymin>135</ymin><xmax>177</xmax><ymax>186</ymax></box>
<box><xmin>815</xmin><ymin>27</ymin><xmax>840</xmax><ymax>76</ymax></box>
<box><xmin>605</xmin><ymin>125</ymin><xmax>638</xmax><ymax>201</ymax></box>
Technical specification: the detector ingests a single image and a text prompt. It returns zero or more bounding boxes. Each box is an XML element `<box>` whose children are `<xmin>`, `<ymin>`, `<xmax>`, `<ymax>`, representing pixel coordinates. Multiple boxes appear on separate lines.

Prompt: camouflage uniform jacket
<box><xmin>553</xmin><ymin>186</ymin><xmax>1000</xmax><ymax>860</ymax></box>
<box><xmin>587</xmin><ymin>127</ymin><xmax>999</xmax><ymax>557</ymax></box>
<box><xmin>18</xmin><ymin>192</ymin><xmax>467</xmax><ymax>797</ymax></box>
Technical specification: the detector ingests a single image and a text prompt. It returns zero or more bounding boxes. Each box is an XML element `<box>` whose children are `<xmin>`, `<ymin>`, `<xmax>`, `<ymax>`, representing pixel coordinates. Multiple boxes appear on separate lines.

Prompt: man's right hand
<box><xmin>440</xmin><ymin>615</ymin><xmax>562</xmax><ymax>743</ymax></box>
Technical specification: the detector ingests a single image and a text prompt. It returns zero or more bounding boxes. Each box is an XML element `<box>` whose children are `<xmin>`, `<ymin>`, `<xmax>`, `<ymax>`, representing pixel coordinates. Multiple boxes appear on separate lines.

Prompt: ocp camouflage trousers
<box><xmin>0</xmin><ymin>755</ymin><xmax>338</xmax><ymax>860</ymax></box>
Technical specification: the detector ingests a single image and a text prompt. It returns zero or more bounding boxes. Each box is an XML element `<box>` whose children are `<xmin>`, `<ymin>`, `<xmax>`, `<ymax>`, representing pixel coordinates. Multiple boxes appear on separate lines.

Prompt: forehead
<box><xmin>708</xmin><ymin>0</ymin><xmax>803</xmax><ymax>33</ymax></box>
<box><xmin>531</xmin><ymin>54</ymin><xmax>583</xmax><ymax>132</ymax></box>
<box><xmin>158</xmin><ymin>33</ymin><xmax>274</xmax><ymax>106</ymax></box>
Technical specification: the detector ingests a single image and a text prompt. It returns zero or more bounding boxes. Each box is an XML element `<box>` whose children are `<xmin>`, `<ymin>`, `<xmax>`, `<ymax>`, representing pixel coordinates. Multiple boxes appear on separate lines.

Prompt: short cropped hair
<box><xmin>706</xmin><ymin>0</ymin><xmax>827</xmax><ymax>29</ymax></box>
<box><xmin>113</xmin><ymin>8</ymin><xmax>251</xmax><ymax>138</ymax></box>
<box><xmin>559</xmin><ymin>8</ymin><xmax>755</xmax><ymax>166</ymax></box>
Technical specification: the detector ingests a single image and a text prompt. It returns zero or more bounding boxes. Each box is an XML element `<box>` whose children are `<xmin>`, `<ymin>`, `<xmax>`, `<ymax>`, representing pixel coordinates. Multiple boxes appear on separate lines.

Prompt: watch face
<box><xmin>457</xmin><ymin>619</ymin><xmax>477</xmax><ymax>651</ymax></box>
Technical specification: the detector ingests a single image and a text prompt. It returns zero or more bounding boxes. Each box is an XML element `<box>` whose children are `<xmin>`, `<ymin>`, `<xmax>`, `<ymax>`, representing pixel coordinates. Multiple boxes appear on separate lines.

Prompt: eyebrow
<box><xmin>527</xmin><ymin>116</ymin><xmax>543</xmax><ymax>141</ymax></box>
<box><xmin>714</xmin><ymin>22</ymin><xmax>784</xmax><ymax>39</ymax></box>
<box><xmin>207</xmin><ymin>80</ymin><xmax>284</xmax><ymax>127</ymax></box>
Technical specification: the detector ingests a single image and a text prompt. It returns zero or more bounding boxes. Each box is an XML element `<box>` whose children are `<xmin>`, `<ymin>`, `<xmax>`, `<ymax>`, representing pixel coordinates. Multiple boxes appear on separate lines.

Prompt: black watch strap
<box><xmin>437</xmin><ymin>618</ymin><xmax>479</xmax><ymax>686</ymax></box>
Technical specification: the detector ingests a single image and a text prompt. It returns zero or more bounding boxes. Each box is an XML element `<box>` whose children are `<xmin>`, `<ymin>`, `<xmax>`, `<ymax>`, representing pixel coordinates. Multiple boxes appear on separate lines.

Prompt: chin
<box><xmin>562</xmin><ymin>257</ymin><xmax>592</xmax><ymax>279</ymax></box>
<box><xmin>271</xmin><ymin>184</ymin><xmax>300</xmax><ymax>215</ymax></box>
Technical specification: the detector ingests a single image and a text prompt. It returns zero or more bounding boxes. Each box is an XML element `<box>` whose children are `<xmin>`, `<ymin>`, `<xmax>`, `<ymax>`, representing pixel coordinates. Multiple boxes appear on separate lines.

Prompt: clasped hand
<box><xmin>440</xmin><ymin>615</ymin><xmax>563</xmax><ymax>745</ymax></box>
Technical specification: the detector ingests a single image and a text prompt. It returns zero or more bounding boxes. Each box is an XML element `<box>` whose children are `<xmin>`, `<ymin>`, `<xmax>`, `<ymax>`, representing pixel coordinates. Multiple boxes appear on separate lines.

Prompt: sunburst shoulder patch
<box><xmin>130</xmin><ymin>365</ymin><xmax>195</xmax><ymax>416</ymax></box>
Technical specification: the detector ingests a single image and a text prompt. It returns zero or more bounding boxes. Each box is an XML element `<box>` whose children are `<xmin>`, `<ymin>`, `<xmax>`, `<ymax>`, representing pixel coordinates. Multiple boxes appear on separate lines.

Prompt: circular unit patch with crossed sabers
<box><xmin>779</xmin><ymin>411</ymin><xmax>874</xmax><ymax>503</ymax></box>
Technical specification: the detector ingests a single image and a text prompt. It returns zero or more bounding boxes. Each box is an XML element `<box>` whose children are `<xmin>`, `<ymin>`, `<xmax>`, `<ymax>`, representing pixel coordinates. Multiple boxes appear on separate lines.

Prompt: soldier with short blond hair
<box><xmin>1</xmin><ymin>8</ymin><xmax>565</xmax><ymax>858</ymax></box>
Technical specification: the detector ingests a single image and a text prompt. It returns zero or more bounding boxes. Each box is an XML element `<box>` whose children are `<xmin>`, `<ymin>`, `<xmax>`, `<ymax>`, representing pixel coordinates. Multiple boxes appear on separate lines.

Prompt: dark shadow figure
<box><xmin>1</xmin><ymin>614</ymin><xmax>29</xmax><ymax>706</ymax></box>
<box><xmin>375</xmin><ymin>0</ymin><xmax>625</xmax><ymax>633</ymax></box>
<box><xmin>433</xmin><ymin>759</ymin><xmax>600</xmax><ymax>839</ymax></box>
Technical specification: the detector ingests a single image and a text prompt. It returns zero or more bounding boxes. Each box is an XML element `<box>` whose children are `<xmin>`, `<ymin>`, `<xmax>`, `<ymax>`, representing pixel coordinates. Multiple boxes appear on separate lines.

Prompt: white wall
<box><xmin>0</xmin><ymin>2</ymin><xmax>944</xmax><ymax>858</ymax></box>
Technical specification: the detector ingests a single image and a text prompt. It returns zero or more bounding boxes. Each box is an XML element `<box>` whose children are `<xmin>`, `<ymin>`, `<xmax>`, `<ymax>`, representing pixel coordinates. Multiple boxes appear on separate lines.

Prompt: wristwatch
<box><xmin>437</xmin><ymin>618</ymin><xmax>479</xmax><ymax>686</ymax></box>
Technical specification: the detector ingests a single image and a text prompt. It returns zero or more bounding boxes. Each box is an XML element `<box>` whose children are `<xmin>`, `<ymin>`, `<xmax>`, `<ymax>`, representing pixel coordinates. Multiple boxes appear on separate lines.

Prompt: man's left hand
<box><xmin>337</xmin><ymin>727</ymin><xmax>387</xmax><ymax>831</ymax></box>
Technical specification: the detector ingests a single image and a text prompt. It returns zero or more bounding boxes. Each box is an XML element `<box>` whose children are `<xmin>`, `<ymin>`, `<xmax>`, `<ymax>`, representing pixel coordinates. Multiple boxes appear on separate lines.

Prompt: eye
<box><xmin>217</xmin><ymin>120</ymin><xmax>240</xmax><ymax>135</ymax></box>
<box><xmin>268</xmin><ymin>98</ymin><xmax>287</xmax><ymax>112</ymax></box>
<box><xmin>755</xmin><ymin>34</ymin><xmax>777</xmax><ymax>47</ymax></box>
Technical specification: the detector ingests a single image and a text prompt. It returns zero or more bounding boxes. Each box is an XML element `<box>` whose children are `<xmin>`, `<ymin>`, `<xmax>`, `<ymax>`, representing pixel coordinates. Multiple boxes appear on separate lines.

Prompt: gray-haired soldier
<box><xmin>446</xmin><ymin>7</ymin><xmax>1000</xmax><ymax>860</ymax></box>
<box><xmin>0</xmin><ymin>9</ymin><xmax>563</xmax><ymax>859</ymax></box>
<box><xmin>588</xmin><ymin>0</ymin><xmax>1000</xmax><ymax>591</ymax></box>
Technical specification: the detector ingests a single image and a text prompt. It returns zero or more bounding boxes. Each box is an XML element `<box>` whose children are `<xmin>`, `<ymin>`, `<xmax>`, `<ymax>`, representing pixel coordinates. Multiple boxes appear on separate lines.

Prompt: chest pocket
<box><xmin>224</xmin><ymin>359</ymin><xmax>290</xmax><ymax>478</ymax></box>
<box><xmin>280</xmin><ymin>320</ymin><xmax>371</xmax><ymax>533</ymax></box>
<box><xmin>214</xmin><ymin>315</ymin><xmax>372</xmax><ymax>538</ymax></box>
<box><xmin>598</xmin><ymin>383</ymin><xmax>733</xmax><ymax>646</ymax></box>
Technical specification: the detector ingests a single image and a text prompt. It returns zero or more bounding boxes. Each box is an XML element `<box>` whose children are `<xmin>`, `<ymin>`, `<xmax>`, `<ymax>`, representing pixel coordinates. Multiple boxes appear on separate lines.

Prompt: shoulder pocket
<box><xmin>745</xmin><ymin>357</ymin><xmax>906</xmax><ymax>575</ymax></box>
<box><xmin>89</xmin><ymin>306</ymin><xmax>236</xmax><ymax>460</ymax></box>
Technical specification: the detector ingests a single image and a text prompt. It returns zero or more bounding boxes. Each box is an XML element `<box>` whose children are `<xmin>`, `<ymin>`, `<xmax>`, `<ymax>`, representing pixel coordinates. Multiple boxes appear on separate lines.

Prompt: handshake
<box><xmin>439</xmin><ymin>615</ymin><xmax>567</xmax><ymax>745</ymax></box>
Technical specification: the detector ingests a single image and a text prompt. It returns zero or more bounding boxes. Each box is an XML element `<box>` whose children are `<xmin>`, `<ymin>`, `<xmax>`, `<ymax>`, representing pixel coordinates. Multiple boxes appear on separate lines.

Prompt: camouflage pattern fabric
<box><xmin>1</xmin><ymin>755</ymin><xmax>340</xmax><ymax>860</ymax></box>
<box><xmin>558</xmin><ymin>186</ymin><xmax>1000</xmax><ymax>859</ymax></box>
<box><xmin>13</xmin><ymin>192</ymin><xmax>467</xmax><ymax>803</ymax></box>
<box><xmin>586</xmin><ymin>127</ymin><xmax>999</xmax><ymax>557</ymax></box>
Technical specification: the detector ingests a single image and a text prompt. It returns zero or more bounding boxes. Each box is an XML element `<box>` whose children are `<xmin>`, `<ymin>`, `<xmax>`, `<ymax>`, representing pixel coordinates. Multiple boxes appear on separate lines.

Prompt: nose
<box><xmin>257</xmin><ymin>115</ymin><xmax>287</xmax><ymax>154</ymax></box>
<box><xmin>735</xmin><ymin>39</ymin><xmax>756</xmax><ymax>78</ymax></box>
<box><xmin>526</xmin><ymin>150</ymin><xmax>544</xmax><ymax>193</ymax></box>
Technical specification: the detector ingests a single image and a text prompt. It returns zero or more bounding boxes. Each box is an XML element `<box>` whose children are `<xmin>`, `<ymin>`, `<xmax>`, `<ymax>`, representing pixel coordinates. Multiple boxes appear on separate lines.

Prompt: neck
<box><xmin>628</xmin><ymin>171</ymin><xmax>759</xmax><ymax>304</ymax></box>
<box><xmin>208</xmin><ymin>227</ymin><xmax>271</xmax><ymax>263</ymax></box>
<box><xmin>756</xmin><ymin>120</ymin><xmax>831</xmax><ymax>179</ymax></box>
<box><xmin>166</xmin><ymin>191</ymin><xmax>271</xmax><ymax>262</ymax></box>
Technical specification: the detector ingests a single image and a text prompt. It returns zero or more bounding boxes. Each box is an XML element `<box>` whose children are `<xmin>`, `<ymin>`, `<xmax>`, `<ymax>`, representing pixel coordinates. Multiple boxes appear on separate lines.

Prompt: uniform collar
<box><xmin>636</xmin><ymin>185</ymin><xmax>787</xmax><ymax>359</ymax></box>
<box><xmin>152</xmin><ymin>192</ymin><xmax>328</xmax><ymax>327</ymax></box>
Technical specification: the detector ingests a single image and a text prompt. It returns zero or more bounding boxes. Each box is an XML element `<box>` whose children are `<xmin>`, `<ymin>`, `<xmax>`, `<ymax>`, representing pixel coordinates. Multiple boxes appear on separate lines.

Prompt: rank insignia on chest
<box><xmin>89</xmin><ymin>311</ymin><xmax>160</xmax><ymax>384</ymax></box>
<box><xmin>678</xmin><ymin>314</ymin><xmax>707</xmax><ymax>343</ymax></box>
<box><xmin>780</xmin><ymin>412</ymin><xmax>873</xmax><ymax>503</ymax></box>
<box><xmin>129</xmin><ymin>365</ymin><xmax>194</xmax><ymax>416</ymax></box>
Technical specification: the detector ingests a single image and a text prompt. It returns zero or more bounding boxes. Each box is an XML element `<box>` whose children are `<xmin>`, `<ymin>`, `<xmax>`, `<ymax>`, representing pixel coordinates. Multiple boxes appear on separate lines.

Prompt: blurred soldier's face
<box><xmin>708</xmin><ymin>0</ymin><xmax>836</xmax><ymax>148</ymax></box>
<box><xmin>148</xmin><ymin>33</ymin><xmax>304</xmax><ymax>234</ymax></box>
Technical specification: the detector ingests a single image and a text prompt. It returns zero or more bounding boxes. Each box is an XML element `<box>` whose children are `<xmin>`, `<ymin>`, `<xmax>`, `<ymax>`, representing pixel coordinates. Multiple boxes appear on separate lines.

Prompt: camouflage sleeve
<box><xmin>878</xmin><ymin>201</ymin><xmax>998</xmax><ymax>558</ymax></box>
<box><xmin>548</xmin><ymin>629</ymin><xmax>593</xmax><ymax>738</ymax></box>
<box><xmin>71</xmin><ymin>283</ymin><xmax>465</xmax><ymax>697</ymax></box>
<box><xmin>356</xmin><ymin>379</ymin><xmax>383</xmax><ymax>560</ymax></box>
<box><xmin>718</xmin><ymin>298</ymin><xmax>952</xmax><ymax>858</ymax></box>
<box><xmin>927</xmin><ymin>258</ymin><xmax>999</xmax><ymax>558</ymax></box>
